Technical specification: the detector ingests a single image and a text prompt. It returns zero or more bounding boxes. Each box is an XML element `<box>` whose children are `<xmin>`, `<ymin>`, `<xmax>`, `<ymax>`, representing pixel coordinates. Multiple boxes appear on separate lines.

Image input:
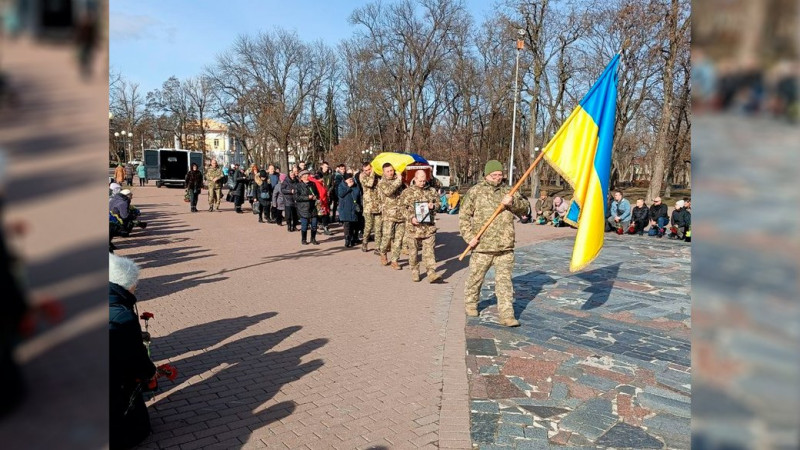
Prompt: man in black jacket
<box><xmin>647</xmin><ymin>196</ymin><xmax>669</xmax><ymax>237</ymax></box>
<box><xmin>630</xmin><ymin>199</ymin><xmax>649</xmax><ymax>235</ymax></box>
<box><xmin>109</xmin><ymin>254</ymin><xmax>156</xmax><ymax>449</ymax></box>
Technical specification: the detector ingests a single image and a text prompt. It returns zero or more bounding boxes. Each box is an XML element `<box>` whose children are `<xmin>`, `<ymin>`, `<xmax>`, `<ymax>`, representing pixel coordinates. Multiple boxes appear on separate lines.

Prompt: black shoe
<box><xmin>301</xmin><ymin>239</ymin><xmax>309</xmax><ymax>245</ymax></box>
<box><xmin>311</xmin><ymin>239</ymin><xmax>320</xmax><ymax>245</ymax></box>
<box><xmin>258</xmin><ymin>218</ymin><xmax>264</xmax><ymax>223</ymax></box>
<box><xmin>137</xmin><ymin>222</ymin><xmax>148</xmax><ymax>229</ymax></box>
<box><xmin>345</xmin><ymin>238</ymin><xmax>352</xmax><ymax>247</ymax></box>
<box><xmin>208</xmin><ymin>207</ymin><xmax>214</xmax><ymax>212</ymax></box>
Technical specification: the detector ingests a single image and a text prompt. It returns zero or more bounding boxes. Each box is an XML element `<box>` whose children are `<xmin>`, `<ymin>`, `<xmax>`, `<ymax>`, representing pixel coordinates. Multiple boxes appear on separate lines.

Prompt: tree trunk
<box><xmin>646</xmin><ymin>0</ymin><xmax>681</xmax><ymax>204</ymax></box>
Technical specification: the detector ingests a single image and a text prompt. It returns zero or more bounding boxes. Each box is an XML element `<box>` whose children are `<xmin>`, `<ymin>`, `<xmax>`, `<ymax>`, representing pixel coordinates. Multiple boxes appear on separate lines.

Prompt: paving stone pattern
<box><xmin>466</xmin><ymin>236</ymin><xmax>691</xmax><ymax>449</ymax></box>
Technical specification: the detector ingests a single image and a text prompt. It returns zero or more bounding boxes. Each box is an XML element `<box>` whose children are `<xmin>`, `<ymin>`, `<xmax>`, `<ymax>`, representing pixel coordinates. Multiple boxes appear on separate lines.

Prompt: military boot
<box><xmin>361</xmin><ymin>242</ymin><xmax>368</xmax><ymax>252</ymax></box>
<box><xmin>301</xmin><ymin>230</ymin><xmax>309</xmax><ymax>245</ymax></box>
<box><xmin>380</xmin><ymin>253</ymin><xmax>389</xmax><ymax>266</ymax></box>
<box><xmin>465</xmin><ymin>306</ymin><xmax>479</xmax><ymax>317</ymax></box>
<box><xmin>427</xmin><ymin>270</ymin><xmax>442</xmax><ymax>284</ymax></box>
<box><xmin>500</xmin><ymin>317</ymin><xmax>520</xmax><ymax>327</ymax></box>
<box><xmin>411</xmin><ymin>267</ymin><xmax>420</xmax><ymax>282</ymax></box>
<box><xmin>390</xmin><ymin>260</ymin><xmax>401</xmax><ymax>270</ymax></box>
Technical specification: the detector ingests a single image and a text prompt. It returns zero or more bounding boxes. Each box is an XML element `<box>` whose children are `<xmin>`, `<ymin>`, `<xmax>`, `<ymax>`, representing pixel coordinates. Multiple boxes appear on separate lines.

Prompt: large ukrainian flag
<box><xmin>543</xmin><ymin>55</ymin><xmax>620</xmax><ymax>272</ymax></box>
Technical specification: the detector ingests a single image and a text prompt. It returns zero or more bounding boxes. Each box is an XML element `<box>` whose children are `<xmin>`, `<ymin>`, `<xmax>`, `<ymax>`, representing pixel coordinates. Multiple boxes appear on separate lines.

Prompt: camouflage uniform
<box><xmin>400</xmin><ymin>184</ymin><xmax>441</xmax><ymax>281</ymax></box>
<box><xmin>534</xmin><ymin>196</ymin><xmax>554</xmax><ymax>221</ymax></box>
<box><xmin>378</xmin><ymin>174</ymin><xmax>405</xmax><ymax>262</ymax></box>
<box><xmin>359</xmin><ymin>170</ymin><xmax>383</xmax><ymax>251</ymax></box>
<box><xmin>459</xmin><ymin>180</ymin><xmax>528</xmax><ymax>320</ymax></box>
<box><xmin>206</xmin><ymin>166</ymin><xmax>224</xmax><ymax>210</ymax></box>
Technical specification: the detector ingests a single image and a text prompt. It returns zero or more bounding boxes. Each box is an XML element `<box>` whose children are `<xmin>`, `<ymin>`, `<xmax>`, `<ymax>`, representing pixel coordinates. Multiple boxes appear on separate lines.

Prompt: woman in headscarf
<box><xmin>109</xmin><ymin>254</ymin><xmax>156</xmax><ymax>449</ymax></box>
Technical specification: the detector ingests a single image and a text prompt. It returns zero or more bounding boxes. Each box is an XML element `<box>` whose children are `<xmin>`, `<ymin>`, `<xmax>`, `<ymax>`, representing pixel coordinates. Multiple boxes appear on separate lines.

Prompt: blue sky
<box><xmin>110</xmin><ymin>0</ymin><xmax>496</xmax><ymax>94</ymax></box>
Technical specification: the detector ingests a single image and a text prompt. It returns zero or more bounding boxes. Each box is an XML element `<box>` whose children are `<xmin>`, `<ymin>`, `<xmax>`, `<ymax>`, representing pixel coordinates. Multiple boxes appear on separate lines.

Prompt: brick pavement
<box><xmin>464</xmin><ymin>236</ymin><xmax>691</xmax><ymax>449</ymax></box>
<box><xmin>113</xmin><ymin>185</ymin><xmax>575</xmax><ymax>449</ymax></box>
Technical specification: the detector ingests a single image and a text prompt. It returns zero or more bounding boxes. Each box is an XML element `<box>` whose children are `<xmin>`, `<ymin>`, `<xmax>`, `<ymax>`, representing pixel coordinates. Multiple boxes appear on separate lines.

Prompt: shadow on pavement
<box><xmin>128</xmin><ymin>246</ymin><xmax>214</xmax><ymax>270</ymax></box>
<box><xmin>137</xmin><ymin>270</ymin><xmax>229</xmax><ymax>301</ymax></box>
<box><xmin>510</xmin><ymin>270</ymin><xmax>557</xmax><ymax>318</ymax></box>
<box><xmin>151</xmin><ymin>312</ymin><xmax>278</xmax><ymax>361</ymax></box>
<box><xmin>143</xmin><ymin>315</ymin><xmax>327</xmax><ymax>448</ymax></box>
<box><xmin>576</xmin><ymin>263</ymin><xmax>621</xmax><ymax>310</ymax></box>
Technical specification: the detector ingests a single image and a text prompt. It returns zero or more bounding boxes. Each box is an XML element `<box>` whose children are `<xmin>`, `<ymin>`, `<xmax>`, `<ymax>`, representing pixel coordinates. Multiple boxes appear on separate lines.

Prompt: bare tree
<box><xmin>184</xmin><ymin>76</ymin><xmax>214</xmax><ymax>163</ymax></box>
<box><xmin>109</xmin><ymin>75</ymin><xmax>145</xmax><ymax>161</ymax></box>
<box><xmin>646</xmin><ymin>0</ymin><xmax>689</xmax><ymax>202</ymax></box>
<box><xmin>148</xmin><ymin>76</ymin><xmax>196</xmax><ymax>149</ymax></box>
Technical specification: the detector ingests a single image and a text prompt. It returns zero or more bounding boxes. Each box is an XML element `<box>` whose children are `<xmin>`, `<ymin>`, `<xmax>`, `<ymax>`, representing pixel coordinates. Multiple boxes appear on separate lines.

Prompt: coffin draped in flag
<box><xmin>543</xmin><ymin>55</ymin><xmax>620</xmax><ymax>272</ymax></box>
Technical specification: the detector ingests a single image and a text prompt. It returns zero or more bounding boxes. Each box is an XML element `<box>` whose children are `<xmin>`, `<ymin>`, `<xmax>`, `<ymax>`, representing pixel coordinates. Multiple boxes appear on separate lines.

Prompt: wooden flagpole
<box><xmin>458</xmin><ymin>148</ymin><xmax>550</xmax><ymax>261</ymax></box>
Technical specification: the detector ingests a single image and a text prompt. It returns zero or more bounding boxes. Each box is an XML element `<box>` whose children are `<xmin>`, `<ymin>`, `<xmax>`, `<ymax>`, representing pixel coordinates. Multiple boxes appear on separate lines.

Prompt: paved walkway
<box><xmin>113</xmin><ymin>186</ymin><xmax>574</xmax><ymax>449</ymax></box>
<box><xmin>466</xmin><ymin>237</ymin><xmax>690</xmax><ymax>449</ymax></box>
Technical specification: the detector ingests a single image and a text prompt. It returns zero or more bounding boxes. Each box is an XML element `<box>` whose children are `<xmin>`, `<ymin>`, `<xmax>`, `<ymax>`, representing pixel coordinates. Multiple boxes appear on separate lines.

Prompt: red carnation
<box><xmin>157</xmin><ymin>364</ymin><xmax>178</xmax><ymax>382</ymax></box>
<box><xmin>140</xmin><ymin>312</ymin><xmax>154</xmax><ymax>320</ymax></box>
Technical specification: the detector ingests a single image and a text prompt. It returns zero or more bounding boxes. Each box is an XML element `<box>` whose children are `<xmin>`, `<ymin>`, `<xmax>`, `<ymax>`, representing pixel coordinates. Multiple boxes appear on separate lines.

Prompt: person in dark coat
<box><xmin>294</xmin><ymin>170</ymin><xmax>320</xmax><ymax>245</ymax></box>
<box><xmin>670</xmin><ymin>200</ymin><xmax>691</xmax><ymax>240</ymax></box>
<box><xmin>184</xmin><ymin>163</ymin><xmax>203</xmax><ymax>213</ymax></box>
<box><xmin>337</xmin><ymin>173</ymin><xmax>362</xmax><ymax>247</ymax></box>
<box><xmin>253</xmin><ymin>170</ymin><xmax>272</xmax><ymax>224</ymax></box>
<box><xmin>109</xmin><ymin>254</ymin><xmax>156</xmax><ymax>449</ymax></box>
<box><xmin>227</xmin><ymin>163</ymin><xmax>248</xmax><ymax>213</ymax></box>
<box><xmin>647</xmin><ymin>196</ymin><xmax>669</xmax><ymax>237</ymax></box>
<box><xmin>281</xmin><ymin>171</ymin><xmax>300</xmax><ymax>232</ymax></box>
<box><xmin>630</xmin><ymin>199</ymin><xmax>649</xmax><ymax>235</ymax></box>
<box><xmin>0</xmin><ymin>196</ymin><xmax>28</xmax><ymax>418</ymax></box>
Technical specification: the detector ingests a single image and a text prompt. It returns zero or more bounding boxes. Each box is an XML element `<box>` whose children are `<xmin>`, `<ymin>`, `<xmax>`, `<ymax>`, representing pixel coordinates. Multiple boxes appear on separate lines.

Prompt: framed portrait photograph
<box><xmin>414</xmin><ymin>201</ymin><xmax>434</xmax><ymax>224</ymax></box>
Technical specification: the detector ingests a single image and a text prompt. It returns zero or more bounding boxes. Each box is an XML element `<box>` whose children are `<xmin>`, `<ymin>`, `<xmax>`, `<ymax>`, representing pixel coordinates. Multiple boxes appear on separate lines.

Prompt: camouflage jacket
<box><xmin>399</xmin><ymin>185</ymin><xmax>440</xmax><ymax>239</ymax></box>
<box><xmin>459</xmin><ymin>180</ymin><xmax>528</xmax><ymax>253</ymax></box>
<box><xmin>359</xmin><ymin>171</ymin><xmax>382</xmax><ymax>214</ymax></box>
<box><xmin>206</xmin><ymin>166</ymin><xmax>224</xmax><ymax>189</ymax></box>
<box><xmin>534</xmin><ymin>196</ymin><xmax>554</xmax><ymax>214</ymax></box>
<box><xmin>378</xmin><ymin>175</ymin><xmax>405</xmax><ymax>222</ymax></box>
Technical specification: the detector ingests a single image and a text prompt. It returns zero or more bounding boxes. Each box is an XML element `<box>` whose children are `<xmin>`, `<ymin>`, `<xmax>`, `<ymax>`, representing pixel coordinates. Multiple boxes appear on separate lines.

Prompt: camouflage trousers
<box><xmin>381</xmin><ymin>220</ymin><xmax>405</xmax><ymax>262</ymax></box>
<box><xmin>364</xmin><ymin>212</ymin><xmax>383</xmax><ymax>250</ymax></box>
<box><xmin>464</xmin><ymin>250</ymin><xmax>515</xmax><ymax>320</ymax></box>
<box><xmin>208</xmin><ymin>187</ymin><xmax>222</xmax><ymax>209</ymax></box>
<box><xmin>406</xmin><ymin>234</ymin><xmax>436</xmax><ymax>272</ymax></box>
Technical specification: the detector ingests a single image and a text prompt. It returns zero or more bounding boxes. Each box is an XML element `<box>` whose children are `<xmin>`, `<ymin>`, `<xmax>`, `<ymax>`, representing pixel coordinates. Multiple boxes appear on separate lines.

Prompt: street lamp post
<box><xmin>508</xmin><ymin>29</ymin><xmax>525</xmax><ymax>186</ymax></box>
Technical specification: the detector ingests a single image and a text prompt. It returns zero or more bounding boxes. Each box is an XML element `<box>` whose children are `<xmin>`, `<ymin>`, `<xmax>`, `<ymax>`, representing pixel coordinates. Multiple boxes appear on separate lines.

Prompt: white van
<box><xmin>428</xmin><ymin>160</ymin><xmax>451</xmax><ymax>187</ymax></box>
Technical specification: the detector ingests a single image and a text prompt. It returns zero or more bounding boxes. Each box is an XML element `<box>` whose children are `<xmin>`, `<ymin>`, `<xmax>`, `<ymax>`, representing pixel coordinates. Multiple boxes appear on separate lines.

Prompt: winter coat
<box><xmin>136</xmin><ymin>164</ymin><xmax>146</xmax><ymax>179</ymax></box>
<box><xmin>228</xmin><ymin>169</ymin><xmax>247</xmax><ymax>197</ymax></box>
<box><xmin>254</xmin><ymin>178</ymin><xmax>272</xmax><ymax>206</ymax></box>
<box><xmin>648</xmin><ymin>203</ymin><xmax>669</xmax><ymax>222</ymax></box>
<box><xmin>124</xmin><ymin>164</ymin><xmax>135</xmax><ymax>180</ymax></box>
<box><xmin>184</xmin><ymin>169</ymin><xmax>203</xmax><ymax>191</ymax></box>
<box><xmin>109</xmin><ymin>193</ymin><xmax>131</xmax><ymax>220</ymax></box>
<box><xmin>109</xmin><ymin>282</ymin><xmax>156</xmax><ymax>448</ymax></box>
<box><xmin>114</xmin><ymin>165</ymin><xmax>125</xmax><ymax>183</ymax></box>
<box><xmin>269</xmin><ymin>173</ymin><xmax>281</xmax><ymax>188</ymax></box>
<box><xmin>272</xmin><ymin>185</ymin><xmax>285</xmax><ymax>211</ymax></box>
<box><xmin>459</xmin><ymin>180</ymin><xmax>528</xmax><ymax>253</ymax></box>
<box><xmin>294</xmin><ymin>181</ymin><xmax>319</xmax><ymax>219</ymax></box>
<box><xmin>632</xmin><ymin>205</ymin><xmax>649</xmax><ymax>223</ymax></box>
<box><xmin>281</xmin><ymin>176</ymin><xmax>299</xmax><ymax>207</ymax></box>
<box><xmin>671</xmin><ymin>208</ymin><xmax>691</xmax><ymax>228</ymax></box>
<box><xmin>337</xmin><ymin>182</ymin><xmax>361</xmax><ymax>223</ymax></box>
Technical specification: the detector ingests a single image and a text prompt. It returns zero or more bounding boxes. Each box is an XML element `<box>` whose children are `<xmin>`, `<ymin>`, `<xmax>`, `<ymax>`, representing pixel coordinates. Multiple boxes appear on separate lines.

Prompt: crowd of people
<box><xmin>605</xmin><ymin>190</ymin><xmax>691</xmax><ymax>241</ymax></box>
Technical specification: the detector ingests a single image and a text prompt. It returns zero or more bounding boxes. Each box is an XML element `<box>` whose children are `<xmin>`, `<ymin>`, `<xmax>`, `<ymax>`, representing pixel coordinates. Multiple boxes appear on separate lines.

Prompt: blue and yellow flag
<box><xmin>543</xmin><ymin>55</ymin><xmax>619</xmax><ymax>272</ymax></box>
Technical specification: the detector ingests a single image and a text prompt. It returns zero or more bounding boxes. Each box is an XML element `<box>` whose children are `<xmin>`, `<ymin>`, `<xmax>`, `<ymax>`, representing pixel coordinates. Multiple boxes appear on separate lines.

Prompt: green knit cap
<box><xmin>484</xmin><ymin>160</ymin><xmax>503</xmax><ymax>176</ymax></box>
